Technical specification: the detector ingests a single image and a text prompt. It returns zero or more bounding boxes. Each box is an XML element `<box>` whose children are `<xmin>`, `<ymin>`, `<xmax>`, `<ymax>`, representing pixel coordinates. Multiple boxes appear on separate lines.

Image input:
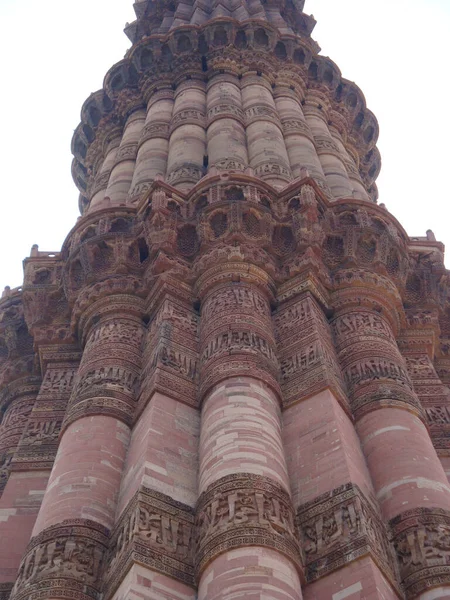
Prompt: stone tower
<box><xmin>1</xmin><ymin>1</ymin><xmax>450</xmax><ymax>599</ymax></box>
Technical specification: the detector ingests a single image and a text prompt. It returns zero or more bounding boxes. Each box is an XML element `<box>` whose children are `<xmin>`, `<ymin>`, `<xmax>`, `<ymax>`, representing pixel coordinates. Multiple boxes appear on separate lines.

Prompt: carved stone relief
<box><xmin>11</xmin><ymin>520</ymin><xmax>109</xmax><ymax>600</ymax></box>
<box><xmin>297</xmin><ymin>483</ymin><xmax>399</xmax><ymax>590</ymax></box>
<box><xmin>195</xmin><ymin>473</ymin><xmax>302</xmax><ymax>577</ymax></box>
<box><xmin>391</xmin><ymin>508</ymin><xmax>450</xmax><ymax>599</ymax></box>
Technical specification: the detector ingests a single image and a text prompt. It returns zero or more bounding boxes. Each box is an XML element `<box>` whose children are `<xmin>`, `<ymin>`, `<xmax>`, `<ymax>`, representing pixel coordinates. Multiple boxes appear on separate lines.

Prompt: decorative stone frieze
<box><xmin>62</xmin><ymin>295</ymin><xmax>144</xmax><ymax>431</ymax></box>
<box><xmin>274</xmin><ymin>293</ymin><xmax>348</xmax><ymax>410</ymax></box>
<box><xmin>332</xmin><ymin>303</ymin><xmax>423</xmax><ymax>420</ymax></box>
<box><xmin>0</xmin><ymin>584</ymin><xmax>12</xmax><ymax>600</ymax></box>
<box><xmin>195</xmin><ymin>474</ymin><xmax>302</xmax><ymax>577</ymax></box>
<box><xmin>138</xmin><ymin>277</ymin><xmax>199</xmax><ymax>413</ymax></box>
<box><xmin>297</xmin><ymin>483</ymin><xmax>399</xmax><ymax>590</ymax></box>
<box><xmin>12</xmin><ymin>358</ymin><xmax>79</xmax><ymax>471</ymax></box>
<box><xmin>391</xmin><ymin>508</ymin><xmax>450</xmax><ymax>599</ymax></box>
<box><xmin>10</xmin><ymin>520</ymin><xmax>109</xmax><ymax>600</ymax></box>
<box><xmin>197</xmin><ymin>267</ymin><xmax>279</xmax><ymax>400</ymax></box>
<box><xmin>104</xmin><ymin>487</ymin><xmax>195</xmax><ymax>597</ymax></box>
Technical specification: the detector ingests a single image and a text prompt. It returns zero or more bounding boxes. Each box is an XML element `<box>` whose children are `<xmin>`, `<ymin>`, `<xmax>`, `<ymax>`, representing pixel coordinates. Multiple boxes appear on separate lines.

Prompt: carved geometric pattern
<box><xmin>391</xmin><ymin>508</ymin><xmax>450</xmax><ymax>599</ymax></box>
<box><xmin>195</xmin><ymin>474</ymin><xmax>302</xmax><ymax>577</ymax></box>
<box><xmin>297</xmin><ymin>483</ymin><xmax>399</xmax><ymax>591</ymax></box>
<box><xmin>104</xmin><ymin>487</ymin><xmax>195</xmax><ymax>598</ymax></box>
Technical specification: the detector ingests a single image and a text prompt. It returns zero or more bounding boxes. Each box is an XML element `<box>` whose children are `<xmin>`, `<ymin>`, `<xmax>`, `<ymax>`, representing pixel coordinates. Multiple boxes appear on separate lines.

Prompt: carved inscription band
<box><xmin>11</xmin><ymin>520</ymin><xmax>109</xmax><ymax>600</ymax></box>
<box><xmin>104</xmin><ymin>487</ymin><xmax>195</xmax><ymax>597</ymax></box>
<box><xmin>391</xmin><ymin>508</ymin><xmax>450</xmax><ymax>599</ymax></box>
<box><xmin>195</xmin><ymin>473</ymin><xmax>302</xmax><ymax>577</ymax></box>
<box><xmin>297</xmin><ymin>483</ymin><xmax>399</xmax><ymax>592</ymax></box>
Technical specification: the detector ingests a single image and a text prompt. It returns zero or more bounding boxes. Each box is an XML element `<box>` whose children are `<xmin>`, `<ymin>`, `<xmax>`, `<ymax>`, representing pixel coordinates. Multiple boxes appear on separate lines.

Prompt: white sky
<box><xmin>0</xmin><ymin>0</ymin><xmax>449</xmax><ymax>292</ymax></box>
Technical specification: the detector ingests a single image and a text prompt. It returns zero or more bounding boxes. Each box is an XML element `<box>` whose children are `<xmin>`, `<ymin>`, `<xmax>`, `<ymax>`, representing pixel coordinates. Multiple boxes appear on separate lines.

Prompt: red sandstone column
<box><xmin>0</xmin><ymin>385</ymin><xmax>39</xmax><ymax>590</ymax></box>
<box><xmin>331</xmin><ymin>281</ymin><xmax>450</xmax><ymax>599</ymax></box>
<box><xmin>89</xmin><ymin>130</ymin><xmax>122</xmax><ymax>211</ymax></box>
<box><xmin>105</xmin><ymin>277</ymin><xmax>199</xmax><ymax>600</ymax></box>
<box><xmin>166</xmin><ymin>80</ymin><xmax>207</xmax><ymax>190</ymax></box>
<box><xmin>206</xmin><ymin>72</ymin><xmax>248</xmax><ymax>173</ymax></box>
<box><xmin>0</xmin><ymin>356</ymin><xmax>79</xmax><ymax>591</ymax></box>
<box><xmin>241</xmin><ymin>74</ymin><xmax>292</xmax><ymax>188</ymax></box>
<box><xmin>10</xmin><ymin>294</ymin><xmax>144</xmax><ymax>600</ymax></box>
<box><xmin>128</xmin><ymin>84</ymin><xmax>174</xmax><ymax>204</ymax></box>
<box><xmin>275</xmin><ymin>289</ymin><xmax>399</xmax><ymax>599</ymax></box>
<box><xmin>104</xmin><ymin>109</ymin><xmax>146</xmax><ymax>205</ymax></box>
<box><xmin>195</xmin><ymin>264</ymin><xmax>303</xmax><ymax>600</ymax></box>
<box><xmin>304</xmin><ymin>90</ymin><xmax>353</xmax><ymax>200</ymax></box>
<box><xmin>273</xmin><ymin>80</ymin><xmax>327</xmax><ymax>185</ymax></box>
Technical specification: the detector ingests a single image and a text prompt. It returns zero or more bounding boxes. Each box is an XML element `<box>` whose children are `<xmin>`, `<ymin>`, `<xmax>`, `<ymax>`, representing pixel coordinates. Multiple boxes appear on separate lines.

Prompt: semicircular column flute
<box><xmin>331</xmin><ymin>283</ymin><xmax>450</xmax><ymax>599</ymax></box>
<box><xmin>273</xmin><ymin>83</ymin><xmax>327</xmax><ymax>186</ymax></box>
<box><xmin>128</xmin><ymin>86</ymin><xmax>174</xmax><ymax>203</ymax></box>
<box><xmin>166</xmin><ymin>80</ymin><xmax>207</xmax><ymax>190</ymax></box>
<box><xmin>10</xmin><ymin>294</ymin><xmax>144</xmax><ymax>600</ymax></box>
<box><xmin>90</xmin><ymin>133</ymin><xmax>122</xmax><ymax>211</ymax></box>
<box><xmin>104</xmin><ymin>109</ymin><xmax>146</xmax><ymax>205</ymax></box>
<box><xmin>241</xmin><ymin>74</ymin><xmax>292</xmax><ymax>189</ymax></box>
<box><xmin>206</xmin><ymin>73</ymin><xmax>248</xmax><ymax>173</ymax></box>
<box><xmin>196</xmin><ymin>264</ymin><xmax>303</xmax><ymax>600</ymax></box>
<box><xmin>304</xmin><ymin>91</ymin><xmax>353</xmax><ymax>200</ymax></box>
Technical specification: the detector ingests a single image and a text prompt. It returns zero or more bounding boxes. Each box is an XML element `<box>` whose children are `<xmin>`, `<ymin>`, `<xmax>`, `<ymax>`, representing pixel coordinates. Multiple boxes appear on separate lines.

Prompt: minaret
<box><xmin>1</xmin><ymin>1</ymin><xmax>450</xmax><ymax>600</ymax></box>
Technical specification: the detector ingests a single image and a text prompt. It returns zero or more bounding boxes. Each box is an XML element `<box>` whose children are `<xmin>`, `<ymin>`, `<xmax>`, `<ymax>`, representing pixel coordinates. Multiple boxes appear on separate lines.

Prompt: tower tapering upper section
<box><xmin>71</xmin><ymin>0</ymin><xmax>381</xmax><ymax>215</ymax></box>
<box><xmin>124</xmin><ymin>0</ymin><xmax>316</xmax><ymax>43</ymax></box>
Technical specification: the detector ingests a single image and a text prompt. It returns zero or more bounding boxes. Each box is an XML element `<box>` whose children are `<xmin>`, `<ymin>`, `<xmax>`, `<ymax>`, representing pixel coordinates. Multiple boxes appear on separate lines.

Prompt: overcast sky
<box><xmin>1</xmin><ymin>0</ymin><xmax>449</xmax><ymax>292</ymax></box>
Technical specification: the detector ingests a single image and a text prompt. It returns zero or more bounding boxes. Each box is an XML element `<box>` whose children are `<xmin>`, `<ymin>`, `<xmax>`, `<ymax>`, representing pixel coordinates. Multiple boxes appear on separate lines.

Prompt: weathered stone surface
<box><xmin>3</xmin><ymin>0</ymin><xmax>450</xmax><ymax>599</ymax></box>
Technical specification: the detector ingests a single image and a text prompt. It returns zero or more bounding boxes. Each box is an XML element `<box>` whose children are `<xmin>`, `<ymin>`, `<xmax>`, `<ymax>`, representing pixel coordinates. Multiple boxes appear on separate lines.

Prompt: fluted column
<box><xmin>166</xmin><ymin>80</ymin><xmax>207</xmax><ymax>190</ymax></box>
<box><xmin>241</xmin><ymin>74</ymin><xmax>292</xmax><ymax>188</ymax></box>
<box><xmin>196</xmin><ymin>265</ymin><xmax>303</xmax><ymax>600</ymax></box>
<box><xmin>11</xmin><ymin>295</ymin><xmax>144</xmax><ymax>600</ymax></box>
<box><xmin>331</xmin><ymin>283</ymin><xmax>450</xmax><ymax>599</ymax></box>
<box><xmin>328</xmin><ymin>117</ymin><xmax>369</xmax><ymax>201</ymax></box>
<box><xmin>206</xmin><ymin>73</ymin><xmax>248</xmax><ymax>172</ymax></box>
<box><xmin>104</xmin><ymin>109</ymin><xmax>146</xmax><ymax>205</ymax></box>
<box><xmin>275</xmin><ymin>290</ymin><xmax>398</xmax><ymax>598</ymax></box>
<box><xmin>128</xmin><ymin>86</ymin><xmax>174</xmax><ymax>203</ymax></box>
<box><xmin>90</xmin><ymin>132</ymin><xmax>122</xmax><ymax>210</ymax></box>
<box><xmin>0</xmin><ymin>356</ymin><xmax>78</xmax><ymax>588</ymax></box>
<box><xmin>104</xmin><ymin>278</ymin><xmax>199</xmax><ymax>600</ymax></box>
<box><xmin>304</xmin><ymin>91</ymin><xmax>353</xmax><ymax>199</ymax></box>
<box><xmin>273</xmin><ymin>84</ymin><xmax>326</xmax><ymax>185</ymax></box>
